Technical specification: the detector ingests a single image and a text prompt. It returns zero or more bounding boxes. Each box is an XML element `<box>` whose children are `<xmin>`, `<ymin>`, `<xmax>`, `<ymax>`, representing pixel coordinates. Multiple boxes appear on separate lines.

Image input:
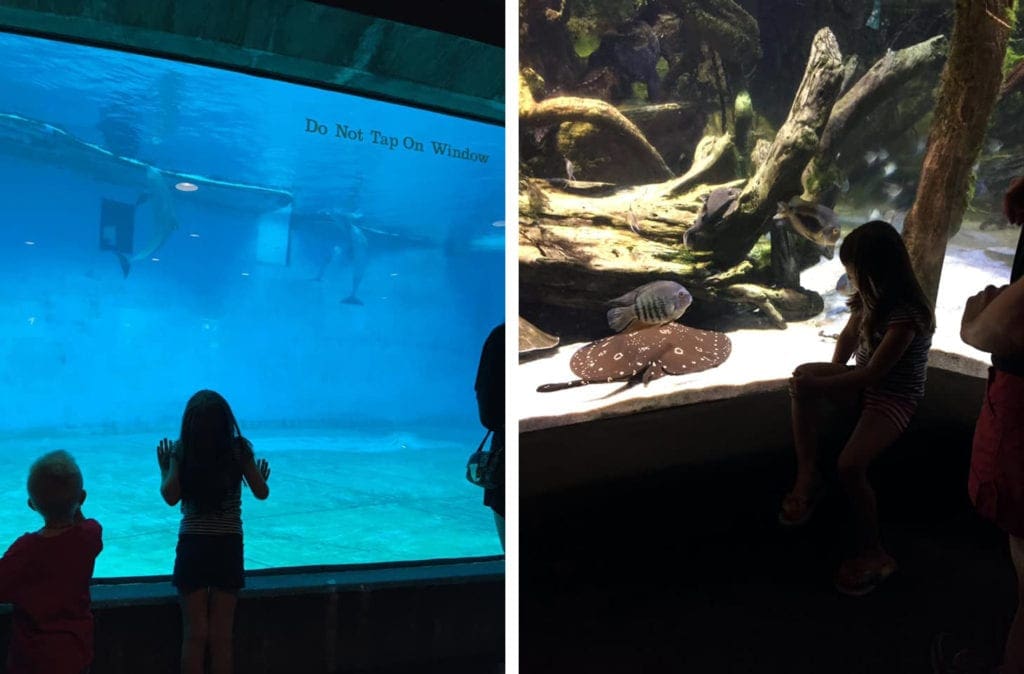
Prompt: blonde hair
<box><xmin>27</xmin><ymin>450</ymin><xmax>83</xmax><ymax>522</ymax></box>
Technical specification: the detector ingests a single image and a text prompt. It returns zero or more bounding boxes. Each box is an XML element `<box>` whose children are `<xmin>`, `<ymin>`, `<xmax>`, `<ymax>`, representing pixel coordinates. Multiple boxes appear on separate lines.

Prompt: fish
<box><xmin>606</xmin><ymin>280</ymin><xmax>693</xmax><ymax>333</ymax></box>
<box><xmin>864</xmin><ymin>150</ymin><xmax>879</xmax><ymax>165</ymax></box>
<box><xmin>915</xmin><ymin>138</ymin><xmax>927</xmax><ymax>155</ymax></box>
<box><xmin>883</xmin><ymin>161</ymin><xmax>897</xmax><ymax>176</ymax></box>
<box><xmin>565</xmin><ymin>158</ymin><xmax>576</xmax><ymax>182</ymax></box>
<box><xmin>519</xmin><ymin>317</ymin><xmax>559</xmax><ymax>354</ymax></box>
<box><xmin>685</xmin><ymin>186</ymin><xmax>741</xmax><ymax>249</ymax></box>
<box><xmin>883</xmin><ymin>209</ymin><xmax>907</xmax><ymax>231</ymax></box>
<box><xmin>986</xmin><ymin>137</ymin><xmax>1003</xmax><ymax>154</ymax></box>
<box><xmin>532</xmin><ymin>125</ymin><xmax>553</xmax><ymax>144</ymax></box>
<box><xmin>877</xmin><ymin>149</ymin><xmax>890</xmax><ymax>161</ymax></box>
<box><xmin>836</xmin><ymin>272</ymin><xmax>854</xmax><ymax>297</ymax></box>
<box><xmin>117</xmin><ymin>167</ymin><xmax>178</xmax><ymax>278</ymax></box>
<box><xmin>840</xmin><ymin>177</ymin><xmax>851</xmax><ymax>194</ymax></box>
<box><xmin>869</xmin><ymin>208</ymin><xmax>883</xmax><ymax>221</ymax></box>
<box><xmin>310</xmin><ymin>209</ymin><xmax>369</xmax><ymax>305</ymax></box>
<box><xmin>865</xmin><ymin>0</ymin><xmax>881</xmax><ymax>30</ymax></box>
<box><xmin>536</xmin><ymin>323</ymin><xmax>732</xmax><ymax>393</ymax></box>
<box><xmin>342</xmin><ymin>224</ymin><xmax>368</xmax><ymax>305</ymax></box>
<box><xmin>774</xmin><ymin>198</ymin><xmax>841</xmax><ymax>259</ymax></box>
<box><xmin>882</xmin><ymin>182</ymin><xmax>902</xmax><ymax>199</ymax></box>
<box><xmin>626</xmin><ymin>205</ymin><xmax>641</xmax><ymax>234</ymax></box>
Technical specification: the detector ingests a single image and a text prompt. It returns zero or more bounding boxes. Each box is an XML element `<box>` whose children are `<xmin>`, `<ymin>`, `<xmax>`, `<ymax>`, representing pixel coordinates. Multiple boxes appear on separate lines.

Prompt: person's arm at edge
<box><xmin>961</xmin><ymin>277</ymin><xmax>1024</xmax><ymax>356</ymax></box>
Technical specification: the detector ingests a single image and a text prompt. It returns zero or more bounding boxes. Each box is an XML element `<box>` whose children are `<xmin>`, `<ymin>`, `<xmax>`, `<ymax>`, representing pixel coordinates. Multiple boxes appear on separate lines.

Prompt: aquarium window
<box><xmin>0</xmin><ymin>30</ymin><xmax>504</xmax><ymax>577</ymax></box>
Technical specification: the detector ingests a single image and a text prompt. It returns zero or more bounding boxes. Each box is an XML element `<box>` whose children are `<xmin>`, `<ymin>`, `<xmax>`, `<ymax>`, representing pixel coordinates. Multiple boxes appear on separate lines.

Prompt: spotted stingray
<box><xmin>537</xmin><ymin>323</ymin><xmax>732</xmax><ymax>393</ymax></box>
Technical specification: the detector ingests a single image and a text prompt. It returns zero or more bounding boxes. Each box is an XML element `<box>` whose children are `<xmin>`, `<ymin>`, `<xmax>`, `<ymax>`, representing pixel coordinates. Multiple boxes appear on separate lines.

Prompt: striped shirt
<box><xmin>855</xmin><ymin>304</ymin><xmax>933</xmax><ymax>400</ymax></box>
<box><xmin>174</xmin><ymin>440</ymin><xmax>245</xmax><ymax>536</ymax></box>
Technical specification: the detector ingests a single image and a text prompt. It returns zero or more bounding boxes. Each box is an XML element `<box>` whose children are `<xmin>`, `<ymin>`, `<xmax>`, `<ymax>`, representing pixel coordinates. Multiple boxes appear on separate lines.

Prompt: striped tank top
<box><xmin>854</xmin><ymin>304</ymin><xmax>933</xmax><ymax>400</ymax></box>
<box><xmin>174</xmin><ymin>439</ymin><xmax>245</xmax><ymax>536</ymax></box>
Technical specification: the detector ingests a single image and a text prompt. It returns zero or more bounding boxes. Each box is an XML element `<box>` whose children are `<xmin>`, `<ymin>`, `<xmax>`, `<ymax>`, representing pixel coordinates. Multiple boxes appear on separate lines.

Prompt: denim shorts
<box><xmin>172</xmin><ymin>533</ymin><xmax>244</xmax><ymax>592</ymax></box>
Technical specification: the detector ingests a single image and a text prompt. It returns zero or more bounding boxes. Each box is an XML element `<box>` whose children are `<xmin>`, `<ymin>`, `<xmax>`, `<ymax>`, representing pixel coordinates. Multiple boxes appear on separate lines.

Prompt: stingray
<box><xmin>519</xmin><ymin>317</ymin><xmax>559</xmax><ymax>354</ymax></box>
<box><xmin>537</xmin><ymin>323</ymin><xmax>732</xmax><ymax>394</ymax></box>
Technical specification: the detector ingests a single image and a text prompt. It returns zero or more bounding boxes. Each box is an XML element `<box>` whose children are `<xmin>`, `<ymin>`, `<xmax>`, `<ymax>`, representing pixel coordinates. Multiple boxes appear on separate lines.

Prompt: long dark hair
<box><xmin>178</xmin><ymin>389</ymin><xmax>249</xmax><ymax>512</ymax></box>
<box><xmin>839</xmin><ymin>220</ymin><xmax>936</xmax><ymax>352</ymax></box>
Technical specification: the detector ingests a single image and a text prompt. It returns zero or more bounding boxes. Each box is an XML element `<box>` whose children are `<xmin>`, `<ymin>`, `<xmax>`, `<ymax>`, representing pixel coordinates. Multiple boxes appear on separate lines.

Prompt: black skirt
<box><xmin>172</xmin><ymin>533</ymin><xmax>244</xmax><ymax>591</ymax></box>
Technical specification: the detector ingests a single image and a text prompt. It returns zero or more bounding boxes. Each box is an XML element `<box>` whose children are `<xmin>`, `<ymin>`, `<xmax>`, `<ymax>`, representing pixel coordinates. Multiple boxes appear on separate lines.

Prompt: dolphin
<box><xmin>117</xmin><ymin>167</ymin><xmax>178</xmax><ymax>278</ymax></box>
<box><xmin>310</xmin><ymin>209</ymin><xmax>368</xmax><ymax>305</ymax></box>
<box><xmin>342</xmin><ymin>223</ymin><xmax>368</xmax><ymax>305</ymax></box>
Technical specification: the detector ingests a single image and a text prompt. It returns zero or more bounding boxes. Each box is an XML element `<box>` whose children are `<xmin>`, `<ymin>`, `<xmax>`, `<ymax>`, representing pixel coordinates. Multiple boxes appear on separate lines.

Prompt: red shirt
<box><xmin>0</xmin><ymin>519</ymin><xmax>103</xmax><ymax>674</ymax></box>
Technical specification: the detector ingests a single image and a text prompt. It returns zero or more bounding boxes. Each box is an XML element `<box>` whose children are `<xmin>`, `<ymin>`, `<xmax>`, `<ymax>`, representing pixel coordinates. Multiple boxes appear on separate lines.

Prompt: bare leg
<box><xmin>836</xmin><ymin>409</ymin><xmax>903</xmax><ymax>555</ymax></box>
<box><xmin>208</xmin><ymin>589</ymin><xmax>238</xmax><ymax>674</ymax></box>
<box><xmin>1004</xmin><ymin>535</ymin><xmax>1024</xmax><ymax>673</ymax></box>
<box><xmin>788</xmin><ymin>362</ymin><xmax>853</xmax><ymax>497</ymax></box>
<box><xmin>180</xmin><ymin>589</ymin><xmax>209</xmax><ymax>674</ymax></box>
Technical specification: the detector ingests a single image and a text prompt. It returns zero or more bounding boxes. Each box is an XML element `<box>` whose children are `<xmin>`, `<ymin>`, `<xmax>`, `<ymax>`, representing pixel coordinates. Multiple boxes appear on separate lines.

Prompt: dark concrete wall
<box><xmin>0</xmin><ymin>570</ymin><xmax>504</xmax><ymax>673</ymax></box>
<box><xmin>521</xmin><ymin>365</ymin><xmax>986</xmax><ymax>499</ymax></box>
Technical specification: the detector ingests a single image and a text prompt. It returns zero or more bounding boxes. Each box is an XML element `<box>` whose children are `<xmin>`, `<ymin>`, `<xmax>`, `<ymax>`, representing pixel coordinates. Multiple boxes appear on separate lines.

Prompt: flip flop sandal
<box><xmin>834</xmin><ymin>555</ymin><xmax>898</xmax><ymax>597</ymax></box>
<box><xmin>778</xmin><ymin>487</ymin><xmax>823</xmax><ymax>527</ymax></box>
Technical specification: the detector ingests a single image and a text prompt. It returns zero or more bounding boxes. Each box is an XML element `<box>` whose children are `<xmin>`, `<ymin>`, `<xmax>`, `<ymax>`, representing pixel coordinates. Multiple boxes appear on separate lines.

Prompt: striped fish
<box><xmin>606</xmin><ymin>280</ymin><xmax>693</xmax><ymax>333</ymax></box>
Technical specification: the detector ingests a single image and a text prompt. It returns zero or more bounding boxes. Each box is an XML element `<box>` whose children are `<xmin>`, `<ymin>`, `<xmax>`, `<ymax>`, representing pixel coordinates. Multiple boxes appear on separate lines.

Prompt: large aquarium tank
<box><xmin>517</xmin><ymin>0</ymin><xmax>1023</xmax><ymax>427</ymax></box>
<box><xmin>0</xmin><ymin>31</ymin><xmax>505</xmax><ymax>577</ymax></box>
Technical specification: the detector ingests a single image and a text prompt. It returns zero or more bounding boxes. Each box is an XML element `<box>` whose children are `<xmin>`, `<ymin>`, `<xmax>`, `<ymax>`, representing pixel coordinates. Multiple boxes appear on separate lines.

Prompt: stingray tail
<box><xmin>607</xmin><ymin>306</ymin><xmax>636</xmax><ymax>333</ymax></box>
<box><xmin>537</xmin><ymin>379</ymin><xmax>589</xmax><ymax>393</ymax></box>
<box><xmin>116</xmin><ymin>253</ymin><xmax>131</xmax><ymax>278</ymax></box>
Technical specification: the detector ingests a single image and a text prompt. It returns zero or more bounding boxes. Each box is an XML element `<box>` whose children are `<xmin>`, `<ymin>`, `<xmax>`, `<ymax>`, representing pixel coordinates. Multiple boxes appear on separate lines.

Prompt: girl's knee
<box><xmin>183</xmin><ymin>624</ymin><xmax>209</xmax><ymax>646</ymax></box>
<box><xmin>793</xmin><ymin>363</ymin><xmax>815</xmax><ymax>376</ymax></box>
<box><xmin>208</xmin><ymin>632</ymin><xmax>233</xmax><ymax>651</ymax></box>
<box><xmin>836</xmin><ymin>456</ymin><xmax>868</xmax><ymax>483</ymax></box>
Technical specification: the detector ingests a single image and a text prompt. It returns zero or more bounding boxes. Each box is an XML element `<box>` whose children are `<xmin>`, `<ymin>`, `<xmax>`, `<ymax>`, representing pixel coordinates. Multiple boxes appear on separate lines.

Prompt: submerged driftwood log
<box><xmin>803</xmin><ymin>35</ymin><xmax>950</xmax><ymax>202</ymax></box>
<box><xmin>903</xmin><ymin>0</ymin><xmax>1015</xmax><ymax>302</ymax></box>
<box><xmin>520</xmin><ymin>75</ymin><xmax>674</xmax><ymax>184</ymax></box>
<box><xmin>520</xmin><ymin>28</ymin><xmax>844</xmax><ymax>327</ymax></box>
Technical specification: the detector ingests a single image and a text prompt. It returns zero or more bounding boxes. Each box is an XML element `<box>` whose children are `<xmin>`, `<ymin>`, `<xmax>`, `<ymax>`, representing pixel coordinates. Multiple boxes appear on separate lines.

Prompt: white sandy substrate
<box><xmin>518</xmin><ymin>223</ymin><xmax>1017</xmax><ymax>433</ymax></box>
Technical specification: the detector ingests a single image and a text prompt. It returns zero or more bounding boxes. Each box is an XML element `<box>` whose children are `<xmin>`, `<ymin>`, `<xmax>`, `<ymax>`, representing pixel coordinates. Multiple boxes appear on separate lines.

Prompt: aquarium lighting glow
<box><xmin>174</xmin><ymin>182</ymin><xmax>199</xmax><ymax>192</ymax></box>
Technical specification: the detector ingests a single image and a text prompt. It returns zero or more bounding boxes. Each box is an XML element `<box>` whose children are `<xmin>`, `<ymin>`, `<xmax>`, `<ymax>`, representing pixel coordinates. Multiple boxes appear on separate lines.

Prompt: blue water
<box><xmin>0</xmin><ymin>32</ymin><xmax>504</xmax><ymax>576</ymax></box>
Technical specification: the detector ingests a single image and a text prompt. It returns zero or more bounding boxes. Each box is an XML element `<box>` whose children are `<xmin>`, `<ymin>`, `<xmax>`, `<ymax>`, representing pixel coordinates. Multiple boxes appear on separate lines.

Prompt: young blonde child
<box><xmin>158</xmin><ymin>390</ymin><xmax>270</xmax><ymax>674</ymax></box>
<box><xmin>0</xmin><ymin>450</ymin><xmax>103</xmax><ymax>674</ymax></box>
<box><xmin>780</xmin><ymin>220</ymin><xmax>935</xmax><ymax>596</ymax></box>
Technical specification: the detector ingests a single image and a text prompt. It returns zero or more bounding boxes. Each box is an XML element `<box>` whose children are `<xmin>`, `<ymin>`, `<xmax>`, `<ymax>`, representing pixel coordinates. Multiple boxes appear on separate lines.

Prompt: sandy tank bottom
<box><xmin>518</xmin><ymin>220</ymin><xmax>1018</xmax><ymax>430</ymax></box>
<box><xmin>0</xmin><ymin>427</ymin><xmax>501</xmax><ymax>578</ymax></box>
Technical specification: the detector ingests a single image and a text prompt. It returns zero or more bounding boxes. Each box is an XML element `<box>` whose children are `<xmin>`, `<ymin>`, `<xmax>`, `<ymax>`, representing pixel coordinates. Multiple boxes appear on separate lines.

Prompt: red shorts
<box><xmin>969</xmin><ymin>368</ymin><xmax>1024</xmax><ymax>537</ymax></box>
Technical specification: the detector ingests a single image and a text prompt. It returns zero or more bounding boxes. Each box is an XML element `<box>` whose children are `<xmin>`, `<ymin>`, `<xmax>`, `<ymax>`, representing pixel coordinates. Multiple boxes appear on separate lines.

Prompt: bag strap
<box><xmin>476</xmin><ymin>429</ymin><xmax>493</xmax><ymax>452</ymax></box>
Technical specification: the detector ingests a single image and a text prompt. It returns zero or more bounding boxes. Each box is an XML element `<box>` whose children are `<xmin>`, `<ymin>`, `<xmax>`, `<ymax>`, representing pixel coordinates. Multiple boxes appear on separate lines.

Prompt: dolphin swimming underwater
<box><xmin>341</xmin><ymin>221</ymin><xmax>367</xmax><ymax>305</ymax></box>
<box><xmin>310</xmin><ymin>209</ymin><xmax>368</xmax><ymax>305</ymax></box>
<box><xmin>117</xmin><ymin>167</ymin><xmax>178</xmax><ymax>278</ymax></box>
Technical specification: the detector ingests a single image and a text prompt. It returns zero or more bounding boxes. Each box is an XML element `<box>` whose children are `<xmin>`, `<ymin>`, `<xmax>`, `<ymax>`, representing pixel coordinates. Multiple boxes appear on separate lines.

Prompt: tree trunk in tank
<box><xmin>902</xmin><ymin>0</ymin><xmax>1016</xmax><ymax>303</ymax></box>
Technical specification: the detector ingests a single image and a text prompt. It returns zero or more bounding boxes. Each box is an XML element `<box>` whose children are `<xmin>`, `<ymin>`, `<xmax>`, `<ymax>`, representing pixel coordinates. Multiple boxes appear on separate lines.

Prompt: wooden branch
<box><xmin>520</xmin><ymin>72</ymin><xmax>674</xmax><ymax>182</ymax></box>
<box><xmin>803</xmin><ymin>35</ymin><xmax>949</xmax><ymax>198</ymax></box>
<box><xmin>517</xmin><ymin>30</ymin><xmax>842</xmax><ymax>330</ymax></box>
<box><xmin>903</xmin><ymin>0</ymin><xmax>1015</xmax><ymax>302</ymax></box>
<box><xmin>1000</xmin><ymin>58</ymin><xmax>1024</xmax><ymax>99</ymax></box>
<box><xmin>684</xmin><ymin>27</ymin><xmax>844</xmax><ymax>267</ymax></box>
